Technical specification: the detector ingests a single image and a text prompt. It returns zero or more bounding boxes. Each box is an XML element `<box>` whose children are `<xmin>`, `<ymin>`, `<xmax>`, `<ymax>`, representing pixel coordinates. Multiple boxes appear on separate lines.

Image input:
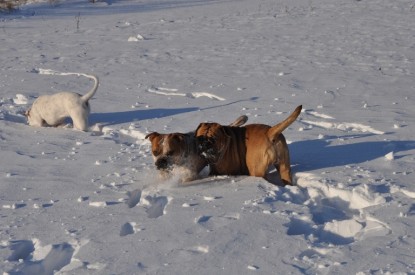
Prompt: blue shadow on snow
<box><xmin>290</xmin><ymin>135</ymin><xmax>415</xmax><ymax>172</ymax></box>
<box><xmin>90</xmin><ymin>107</ymin><xmax>198</xmax><ymax>126</ymax></box>
<box><xmin>89</xmin><ymin>97</ymin><xmax>258</xmax><ymax>126</ymax></box>
<box><xmin>13</xmin><ymin>0</ymin><xmax>221</xmax><ymax>17</ymax></box>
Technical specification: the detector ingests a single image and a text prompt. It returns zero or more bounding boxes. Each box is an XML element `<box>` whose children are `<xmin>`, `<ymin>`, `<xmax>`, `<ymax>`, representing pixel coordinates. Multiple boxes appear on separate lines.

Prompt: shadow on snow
<box><xmin>90</xmin><ymin>107</ymin><xmax>198</xmax><ymax>126</ymax></box>
<box><xmin>11</xmin><ymin>0</ymin><xmax>222</xmax><ymax>18</ymax></box>
<box><xmin>290</xmin><ymin>134</ymin><xmax>415</xmax><ymax>172</ymax></box>
<box><xmin>90</xmin><ymin>97</ymin><xmax>258</xmax><ymax>126</ymax></box>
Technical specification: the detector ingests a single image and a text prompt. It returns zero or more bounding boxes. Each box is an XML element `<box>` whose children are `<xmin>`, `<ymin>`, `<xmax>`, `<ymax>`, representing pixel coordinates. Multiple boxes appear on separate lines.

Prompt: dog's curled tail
<box><xmin>79</xmin><ymin>73</ymin><xmax>99</xmax><ymax>102</ymax></box>
<box><xmin>267</xmin><ymin>105</ymin><xmax>302</xmax><ymax>139</ymax></box>
<box><xmin>36</xmin><ymin>68</ymin><xmax>99</xmax><ymax>102</ymax></box>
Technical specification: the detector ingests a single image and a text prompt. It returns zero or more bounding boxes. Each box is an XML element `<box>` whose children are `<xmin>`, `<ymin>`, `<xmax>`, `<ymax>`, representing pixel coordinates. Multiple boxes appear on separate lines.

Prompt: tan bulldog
<box><xmin>195</xmin><ymin>105</ymin><xmax>302</xmax><ymax>185</ymax></box>
<box><xmin>145</xmin><ymin>115</ymin><xmax>248</xmax><ymax>182</ymax></box>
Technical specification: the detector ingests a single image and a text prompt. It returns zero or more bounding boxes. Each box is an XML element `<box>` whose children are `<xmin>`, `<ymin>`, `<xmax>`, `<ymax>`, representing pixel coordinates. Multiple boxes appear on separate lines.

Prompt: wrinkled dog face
<box><xmin>146</xmin><ymin>132</ymin><xmax>188</xmax><ymax>170</ymax></box>
<box><xmin>196</xmin><ymin>135</ymin><xmax>217</xmax><ymax>160</ymax></box>
<box><xmin>195</xmin><ymin>123</ymin><xmax>228</xmax><ymax>163</ymax></box>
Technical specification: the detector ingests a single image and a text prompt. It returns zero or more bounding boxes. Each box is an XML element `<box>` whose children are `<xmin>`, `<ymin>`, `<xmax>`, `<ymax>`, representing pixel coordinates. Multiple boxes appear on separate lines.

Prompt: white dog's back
<box><xmin>26</xmin><ymin>71</ymin><xmax>99</xmax><ymax>131</ymax></box>
<box><xmin>33</xmin><ymin>92</ymin><xmax>89</xmax><ymax>127</ymax></box>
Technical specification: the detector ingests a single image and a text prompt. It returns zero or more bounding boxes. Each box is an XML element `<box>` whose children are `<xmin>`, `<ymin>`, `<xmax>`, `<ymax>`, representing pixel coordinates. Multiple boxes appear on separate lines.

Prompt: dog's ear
<box><xmin>229</xmin><ymin>115</ymin><xmax>248</xmax><ymax>127</ymax></box>
<box><xmin>194</xmin><ymin>123</ymin><xmax>206</xmax><ymax>136</ymax></box>
<box><xmin>145</xmin><ymin>132</ymin><xmax>160</xmax><ymax>141</ymax></box>
<box><xmin>169</xmin><ymin>134</ymin><xmax>186</xmax><ymax>147</ymax></box>
<box><xmin>173</xmin><ymin>134</ymin><xmax>186</xmax><ymax>142</ymax></box>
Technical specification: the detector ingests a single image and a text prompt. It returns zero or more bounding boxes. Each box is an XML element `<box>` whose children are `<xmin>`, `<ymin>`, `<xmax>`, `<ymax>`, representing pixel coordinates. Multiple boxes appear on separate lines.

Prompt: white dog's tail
<box><xmin>79</xmin><ymin>73</ymin><xmax>99</xmax><ymax>102</ymax></box>
<box><xmin>37</xmin><ymin>68</ymin><xmax>99</xmax><ymax>102</ymax></box>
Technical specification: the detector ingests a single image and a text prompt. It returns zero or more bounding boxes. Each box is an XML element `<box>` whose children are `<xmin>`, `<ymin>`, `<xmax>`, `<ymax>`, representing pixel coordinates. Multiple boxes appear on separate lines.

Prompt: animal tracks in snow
<box><xmin>5</xmin><ymin>238</ymin><xmax>86</xmax><ymax>275</ymax></box>
<box><xmin>195</xmin><ymin>213</ymin><xmax>241</xmax><ymax>232</ymax></box>
<box><xmin>124</xmin><ymin>188</ymin><xmax>170</xmax><ymax>218</ymax></box>
<box><xmin>253</xmin><ymin>172</ymin><xmax>390</xmax><ymax>254</ymax></box>
<box><xmin>219</xmin><ymin>171</ymin><xmax>393</xmax><ymax>272</ymax></box>
<box><xmin>126</xmin><ymin>188</ymin><xmax>142</xmax><ymax>208</ymax></box>
<box><xmin>120</xmin><ymin>222</ymin><xmax>143</xmax><ymax>236</ymax></box>
<box><xmin>3</xmin><ymin>200</ymin><xmax>58</xmax><ymax>210</ymax></box>
<box><xmin>7</xmin><ymin>240</ymin><xmax>35</xmax><ymax>262</ymax></box>
<box><xmin>293</xmin><ymin>172</ymin><xmax>389</xmax><ymax>243</ymax></box>
<box><xmin>143</xmin><ymin>195</ymin><xmax>169</xmax><ymax>219</ymax></box>
<box><xmin>120</xmin><ymin>190</ymin><xmax>167</xmax><ymax>238</ymax></box>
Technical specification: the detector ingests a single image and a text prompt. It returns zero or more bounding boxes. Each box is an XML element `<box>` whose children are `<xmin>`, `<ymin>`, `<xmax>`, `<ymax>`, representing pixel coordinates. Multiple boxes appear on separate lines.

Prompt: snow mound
<box><xmin>13</xmin><ymin>94</ymin><xmax>28</xmax><ymax>105</ymax></box>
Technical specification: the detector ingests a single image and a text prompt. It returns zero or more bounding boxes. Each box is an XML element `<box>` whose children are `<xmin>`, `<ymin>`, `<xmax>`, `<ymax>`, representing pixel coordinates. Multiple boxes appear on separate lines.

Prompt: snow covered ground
<box><xmin>1</xmin><ymin>0</ymin><xmax>415</xmax><ymax>274</ymax></box>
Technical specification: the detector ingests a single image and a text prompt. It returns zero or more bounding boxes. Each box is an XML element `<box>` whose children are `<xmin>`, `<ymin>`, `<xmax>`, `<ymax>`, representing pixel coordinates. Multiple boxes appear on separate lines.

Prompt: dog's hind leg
<box><xmin>274</xmin><ymin>137</ymin><xmax>292</xmax><ymax>185</ymax></box>
<box><xmin>277</xmin><ymin>161</ymin><xmax>292</xmax><ymax>185</ymax></box>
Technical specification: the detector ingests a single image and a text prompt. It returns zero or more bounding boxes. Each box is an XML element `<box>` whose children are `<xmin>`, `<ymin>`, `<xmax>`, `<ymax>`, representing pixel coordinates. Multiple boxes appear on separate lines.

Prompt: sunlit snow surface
<box><xmin>1</xmin><ymin>0</ymin><xmax>415</xmax><ymax>274</ymax></box>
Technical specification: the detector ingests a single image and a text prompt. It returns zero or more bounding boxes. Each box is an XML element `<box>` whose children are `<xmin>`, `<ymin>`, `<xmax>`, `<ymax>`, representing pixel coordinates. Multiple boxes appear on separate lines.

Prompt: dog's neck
<box><xmin>185</xmin><ymin>134</ymin><xmax>197</xmax><ymax>157</ymax></box>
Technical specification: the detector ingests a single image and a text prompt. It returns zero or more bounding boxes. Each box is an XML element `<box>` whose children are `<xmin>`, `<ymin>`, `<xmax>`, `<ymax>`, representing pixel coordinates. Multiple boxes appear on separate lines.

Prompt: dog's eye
<box><xmin>153</xmin><ymin>150</ymin><xmax>160</xmax><ymax>157</ymax></box>
<box><xmin>204</xmin><ymin>138</ymin><xmax>215</xmax><ymax>147</ymax></box>
<box><xmin>196</xmin><ymin>136</ymin><xmax>215</xmax><ymax>153</ymax></box>
<box><xmin>197</xmin><ymin>136</ymin><xmax>212</xmax><ymax>144</ymax></box>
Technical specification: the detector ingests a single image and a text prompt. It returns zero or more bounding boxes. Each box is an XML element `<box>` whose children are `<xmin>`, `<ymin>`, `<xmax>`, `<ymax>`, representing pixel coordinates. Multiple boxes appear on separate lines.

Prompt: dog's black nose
<box><xmin>155</xmin><ymin>158</ymin><xmax>168</xmax><ymax>170</ymax></box>
<box><xmin>197</xmin><ymin>137</ymin><xmax>211</xmax><ymax>150</ymax></box>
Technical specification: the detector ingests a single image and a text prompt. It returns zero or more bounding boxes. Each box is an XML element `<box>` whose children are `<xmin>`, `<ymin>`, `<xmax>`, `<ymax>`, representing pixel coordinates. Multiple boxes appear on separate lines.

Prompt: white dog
<box><xmin>25</xmin><ymin>70</ymin><xmax>99</xmax><ymax>131</ymax></box>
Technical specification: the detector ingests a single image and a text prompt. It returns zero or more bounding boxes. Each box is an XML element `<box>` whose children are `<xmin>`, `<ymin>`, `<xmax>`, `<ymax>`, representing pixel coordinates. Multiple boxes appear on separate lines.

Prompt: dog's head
<box><xmin>24</xmin><ymin>109</ymin><xmax>32</xmax><ymax>123</ymax></box>
<box><xmin>145</xmin><ymin>132</ymin><xmax>190</xmax><ymax>170</ymax></box>
<box><xmin>24</xmin><ymin>107</ymin><xmax>46</xmax><ymax>127</ymax></box>
<box><xmin>24</xmin><ymin>108</ymin><xmax>38</xmax><ymax>126</ymax></box>
<box><xmin>195</xmin><ymin>122</ymin><xmax>230</xmax><ymax>163</ymax></box>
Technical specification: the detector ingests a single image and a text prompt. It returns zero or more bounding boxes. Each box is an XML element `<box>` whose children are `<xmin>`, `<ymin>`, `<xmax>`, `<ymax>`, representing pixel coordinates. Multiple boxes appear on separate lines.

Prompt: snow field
<box><xmin>1</xmin><ymin>0</ymin><xmax>415</xmax><ymax>274</ymax></box>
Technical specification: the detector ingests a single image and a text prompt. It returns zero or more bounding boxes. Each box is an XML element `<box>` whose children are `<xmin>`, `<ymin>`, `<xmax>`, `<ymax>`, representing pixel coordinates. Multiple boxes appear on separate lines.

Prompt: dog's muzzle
<box><xmin>197</xmin><ymin>136</ymin><xmax>216</xmax><ymax>159</ymax></box>
<box><xmin>155</xmin><ymin>157</ymin><xmax>169</xmax><ymax>170</ymax></box>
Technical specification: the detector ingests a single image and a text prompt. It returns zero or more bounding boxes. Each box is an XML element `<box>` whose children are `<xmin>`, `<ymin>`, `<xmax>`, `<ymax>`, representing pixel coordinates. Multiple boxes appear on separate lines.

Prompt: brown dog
<box><xmin>145</xmin><ymin>115</ymin><xmax>248</xmax><ymax>182</ymax></box>
<box><xmin>195</xmin><ymin>105</ymin><xmax>302</xmax><ymax>185</ymax></box>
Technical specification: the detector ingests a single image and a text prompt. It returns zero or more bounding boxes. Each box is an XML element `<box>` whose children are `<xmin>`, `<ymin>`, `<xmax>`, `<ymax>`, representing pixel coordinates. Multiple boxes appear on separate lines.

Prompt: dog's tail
<box><xmin>267</xmin><ymin>105</ymin><xmax>302</xmax><ymax>140</ymax></box>
<box><xmin>79</xmin><ymin>73</ymin><xmax>99</xmax><ymax>102</ymax></box>
<box><xmin>36</xmin><ymin>69</ymin><xmax>99</xmax><ymax>102</ymax></box>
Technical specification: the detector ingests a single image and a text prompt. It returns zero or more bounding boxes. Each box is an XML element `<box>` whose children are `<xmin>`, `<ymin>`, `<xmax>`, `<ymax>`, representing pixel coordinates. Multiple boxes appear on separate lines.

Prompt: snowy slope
<box><xmin>1</xmin><ymin>0</ymin><xmax>415</xmax><ymax>274</ymax></box>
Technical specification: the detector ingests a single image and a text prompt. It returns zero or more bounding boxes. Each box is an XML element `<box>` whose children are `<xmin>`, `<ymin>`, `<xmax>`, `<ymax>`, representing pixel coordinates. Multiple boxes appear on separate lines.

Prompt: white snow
<box><xmin>127</xmin><ymin>34</ymin><xmax>145</xmax><ymax>42</ymax></box>
<box><xmin>12</xmin><ymin>94</ymin><xmax>28</xmax><ymax>105</ymax></box>
<box><xmin>1</xmin><ymin>0</ymin><xmax>415</xmax><ymax>274</ymax></box>
<box><xmin>147</xmin><ymin>86</ymin><xmax>226</xmax><ymax>101</ymax></box>
<box><xmin>385</xmin><ymin>151</ymin><xmax>395</xmax><ymax>160</ymax></box>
